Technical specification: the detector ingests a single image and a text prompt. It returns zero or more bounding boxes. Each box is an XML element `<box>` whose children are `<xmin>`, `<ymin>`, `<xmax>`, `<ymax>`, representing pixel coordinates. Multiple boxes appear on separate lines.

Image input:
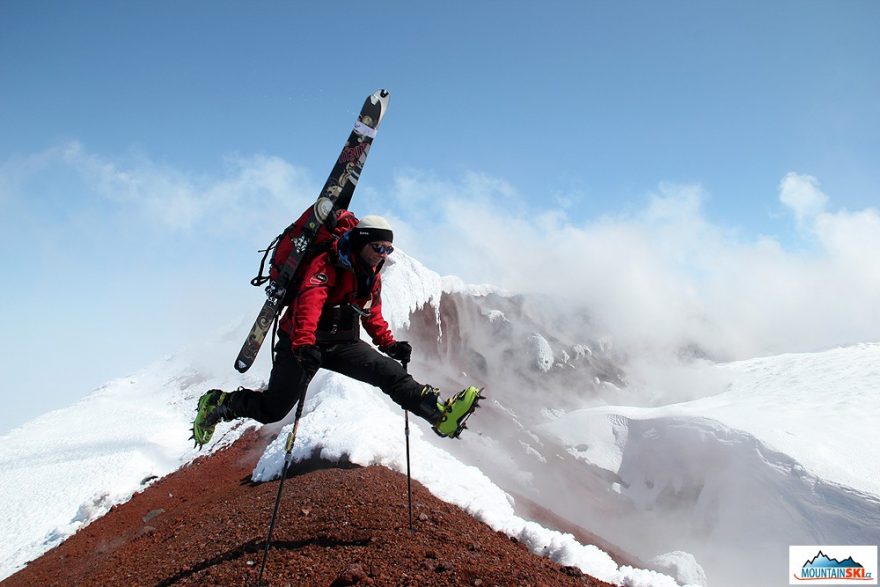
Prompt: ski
<box><xmin>234</xmin><ymin>89</ymin><xmax>391</xmax><ymax>373</ymax></box>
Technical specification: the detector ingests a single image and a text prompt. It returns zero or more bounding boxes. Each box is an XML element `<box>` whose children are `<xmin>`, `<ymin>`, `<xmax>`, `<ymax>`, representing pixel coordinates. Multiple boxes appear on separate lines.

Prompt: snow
<box><xmin>250</xmin><ymin>371</ymin><xmax>691</xmax><ymax>587</ymax></box>
<box><xmin>542</xmin><ymin>344</ymin><xmax>880</xmax><ymax>497</ymax></box>
<box><xmin>650</xmin><ymin>552</ymin><xmax>708</xmax><ymax>587</ymax></box>
<box><xmin>540</xmin><ymin>345</ymin><xmax>880</xmax><ymax>587</ymax></box>
<box><xmin>1</xmin><ymin>249</ymin><xmax>876</xmax><ymax>587</ymax></box>
<box><xmin>703</xmin><ymin>345</ymin><xmax>880</xmax><ymax>496</ymax></box>
<box><xmin>527</xmin><ymin>333</ymin><xmax>555</xmax><ymax>372</ymax></box>
<box><xmin>0</xmin><ymin>335</ymin><xmax>268</xmax><ymax>580</ymax></box>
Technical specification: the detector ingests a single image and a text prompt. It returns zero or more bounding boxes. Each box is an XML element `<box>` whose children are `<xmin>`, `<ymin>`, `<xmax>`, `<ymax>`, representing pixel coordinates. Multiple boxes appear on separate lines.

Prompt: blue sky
<box><xmin>2</xmin><ymin>1</ymin><xmax>879</xmax><ymax>433</ymax></box>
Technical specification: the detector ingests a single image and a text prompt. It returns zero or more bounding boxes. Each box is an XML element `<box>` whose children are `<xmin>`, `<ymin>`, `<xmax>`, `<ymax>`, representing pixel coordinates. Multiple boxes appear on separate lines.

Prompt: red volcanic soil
<box><xmin>3</xmin><ymin>429</ymin><xmax>617</xmax><ymax>587</ymax></box>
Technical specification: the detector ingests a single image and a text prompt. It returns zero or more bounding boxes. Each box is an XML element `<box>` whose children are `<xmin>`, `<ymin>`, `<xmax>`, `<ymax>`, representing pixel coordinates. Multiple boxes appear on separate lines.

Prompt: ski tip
<box><xmin>370</xmin><ymin>89</ymin><xmax>391</xmax><ymax>119</ymax></box>
<box><xmin>364</xmin><ymin>89</ymin><xmax>391</xmax><ymax>132</ymax></box>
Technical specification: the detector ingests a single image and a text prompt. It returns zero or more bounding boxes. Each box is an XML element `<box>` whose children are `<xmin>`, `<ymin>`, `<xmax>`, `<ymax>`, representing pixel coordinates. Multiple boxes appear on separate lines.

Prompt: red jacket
<box><xmin>278</xmin><ymin>244</ymin><xmax>395</xmax><ymax>350</ymax></box>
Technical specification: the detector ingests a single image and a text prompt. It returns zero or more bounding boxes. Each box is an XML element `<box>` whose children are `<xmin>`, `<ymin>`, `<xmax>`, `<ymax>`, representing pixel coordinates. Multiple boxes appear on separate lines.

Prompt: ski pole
<box><xmin>402</xmin><ymin>360</ymin><xmax>414</xmax><ymax>533</ymax></box>
<box><xmin>256</xmin><ymin>390</ymin><xmax>307</xmax><ymax>586</ymax></box>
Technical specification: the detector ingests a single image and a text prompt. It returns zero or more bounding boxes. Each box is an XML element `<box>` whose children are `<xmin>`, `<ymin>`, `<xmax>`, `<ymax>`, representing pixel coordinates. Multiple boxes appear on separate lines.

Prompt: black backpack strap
<box><xmin>250</xmin><ymin>233</ymin><xmax>282</xmax><ymax>287</ymax></box>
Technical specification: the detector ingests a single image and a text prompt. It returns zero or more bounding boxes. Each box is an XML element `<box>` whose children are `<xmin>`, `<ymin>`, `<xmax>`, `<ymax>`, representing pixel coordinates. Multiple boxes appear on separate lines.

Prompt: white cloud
<box><xmin>0</xmin><ymin>142</ymin><xmax>317</xmax><ymax>241</ymax></box>
<box><xmin>4</xmin><ymin>142</ymin><xmax>879</xmax><ymax>386</ymax></box>
<box><xmin>778</xmin><ymin>172</ymin><xmax>828</xmax><ymax>227</ymax></box>
<box><xmin>52</xmin><ymin>141</ymin><xmax>317</xmax><ymax>234</ymax></box>
<box><xmin>391</xmin><ymin>169</ymin><xmax>880</xmax><ymax>361</ymax></box>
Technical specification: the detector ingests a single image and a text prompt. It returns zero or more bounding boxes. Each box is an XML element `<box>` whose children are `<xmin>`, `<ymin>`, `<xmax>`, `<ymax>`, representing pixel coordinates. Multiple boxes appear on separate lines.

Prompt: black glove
<box><xmin>381</xmin><ymin>341</ymin><xmax>412</xmax><ymax>363</ymax></box>
<box><xmin>293</xmin><ymin>344</ymin><xmax>322</xmax><ymax>378</ymax></box>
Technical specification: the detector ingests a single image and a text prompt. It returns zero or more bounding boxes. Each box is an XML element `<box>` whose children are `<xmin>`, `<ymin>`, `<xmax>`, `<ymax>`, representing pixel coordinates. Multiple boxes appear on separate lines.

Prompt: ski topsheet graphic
<box><xmin>234</xmin><ymin>89</ymin><xmax>391</xmax><ymax>373</ymax></box>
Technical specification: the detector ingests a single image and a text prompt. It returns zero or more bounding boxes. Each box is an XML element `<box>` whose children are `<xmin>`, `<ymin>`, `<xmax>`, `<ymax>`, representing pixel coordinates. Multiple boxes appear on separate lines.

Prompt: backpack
<box><xmin>251</xmin><ymin>207</ymin><xmax>359</xmax><ymax>294</ymax></box>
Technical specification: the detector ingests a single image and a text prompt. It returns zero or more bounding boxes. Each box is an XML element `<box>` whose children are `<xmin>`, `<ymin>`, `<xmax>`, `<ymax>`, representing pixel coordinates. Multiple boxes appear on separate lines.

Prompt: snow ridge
<box><xmin>0</xmin><ymin>250</ymin><xmax>691</xmax><ymax>586</ymax></box>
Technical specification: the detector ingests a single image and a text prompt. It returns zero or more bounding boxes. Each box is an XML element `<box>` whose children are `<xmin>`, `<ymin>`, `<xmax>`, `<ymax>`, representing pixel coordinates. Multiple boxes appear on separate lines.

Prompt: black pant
<box><xmin>228</xmin><ymin>335</ymin><xmax>426</xmax><ymax>424</ymax></box>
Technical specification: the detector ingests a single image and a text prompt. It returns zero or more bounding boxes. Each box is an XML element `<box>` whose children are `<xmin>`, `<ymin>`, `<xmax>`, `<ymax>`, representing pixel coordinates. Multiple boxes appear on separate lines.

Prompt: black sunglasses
<box><xmin>370</xmin><ymin>243</ymin><xmax>394</xmax><ymax>255</ymax></box>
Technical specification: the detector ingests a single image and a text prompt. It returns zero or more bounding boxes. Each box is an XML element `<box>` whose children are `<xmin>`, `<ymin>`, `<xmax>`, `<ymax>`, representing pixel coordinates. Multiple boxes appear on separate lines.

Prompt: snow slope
<box><xmin>541</xmin><ymin>345</ymin><xmax>880</xmax><ymax>587</ymax></box>
<box><xmin>0</xmin><ymin>336</ymin><xmax>268</xmax><ymax>580</ymax></box>
<box><xmin>0</xmin><ymin>251</ymin><xmax>694</xmax><ymax>586</ymax></box>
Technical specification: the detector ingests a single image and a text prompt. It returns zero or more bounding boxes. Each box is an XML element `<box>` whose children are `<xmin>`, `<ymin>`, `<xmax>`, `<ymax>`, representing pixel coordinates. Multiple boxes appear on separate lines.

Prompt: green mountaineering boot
<box><xmin>191</xmin><ymin>389</ymin><xmax>237</xmax><ymax>448</ymax></box>
<box><xmin>432</xmin><ymin>386</ymin><xmax>483</xmax><ymax>438</ymax></box>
